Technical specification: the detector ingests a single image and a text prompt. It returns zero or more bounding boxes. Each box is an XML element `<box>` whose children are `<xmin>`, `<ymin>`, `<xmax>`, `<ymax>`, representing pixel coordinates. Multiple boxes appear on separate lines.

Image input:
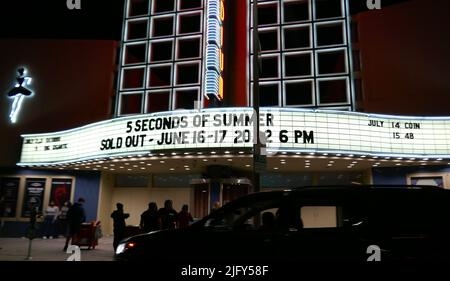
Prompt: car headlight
<box><xmin>115</xmin><ymin>243</ymin><xmax>126</xmax><ymax>255</ymax></box>
<box><xmin>115</xmin><ymin>241</ymin><xmax>137</xmax><ymax>255</ymax></box>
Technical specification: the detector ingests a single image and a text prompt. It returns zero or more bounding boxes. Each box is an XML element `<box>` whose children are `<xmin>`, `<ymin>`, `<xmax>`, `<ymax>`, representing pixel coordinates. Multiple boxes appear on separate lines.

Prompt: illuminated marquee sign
<box><xmin>204</xmin><ymin>0</ymin><xmax>225</xmax><ymax>101</ymax></box>
<box><xmin>18</xmin><ymin>108</ymin><xmax>450</xmax><ymax>165</ymax></box>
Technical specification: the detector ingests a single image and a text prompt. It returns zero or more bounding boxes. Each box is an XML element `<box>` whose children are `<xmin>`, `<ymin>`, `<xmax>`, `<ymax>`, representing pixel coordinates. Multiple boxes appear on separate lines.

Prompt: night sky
<box><xmin>0</xmin><ymin>0</ymin><xmax>410</xmax><ymax>40</ymax></box>
<box><xmin>0</xmin><ymin>0</ymin><xmax>125</xmax><ymax>40</ymax></box>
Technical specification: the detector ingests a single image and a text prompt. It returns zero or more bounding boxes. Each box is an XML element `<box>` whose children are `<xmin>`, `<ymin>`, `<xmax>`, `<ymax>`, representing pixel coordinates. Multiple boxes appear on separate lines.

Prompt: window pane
<box><xmin>176</xmin><ymin>63</ymin><xmax>200</xmax><ymax>85</ymax></box>
<box><xmin>175</xmin><ymin>89</ymin><xmax>198</xmax><ymax>109</ymax></box>
<box><xmin>315</xmin><ymin>0</ymin><xmax>342</xmax><ymax>19</ymax></box>
<box><xmin>122</xmin><ymin>68</ymin><xmax>145</xmax><ymax>89</ymax></box>
<box><xmin>115</xmin><ymin>174</ymin><xmax>149</xmax><ymax>187</ymax></box>
<box><xmin>127</xmin><ymin>20</ymin><xmax>148</xmax><ymax>40</ymax></box>
<box><xmin>147</xmin><ymin>91</ymin><xmax>170</xmax><ymax>112</ymax></box>
<box><xmin>284</xmin><ymin>26</ymin><xmax>310</xmax><ymax>49</ymax></box>
<box><xmin>177</xmin><ymin>37</ymin><xmax>201</xmax><ymax>59</ymax></box>
<box><xmin>153</xmin><ymin>0</ymin><xmax>175</xmax><ymax>13</ymax></box>
<box><xmin>285</xmin><ymin>53</ymin><xmax>312</xmax><ymax>77</ymax></box>
<box><xmin>260</xmin><ymin>56</ymin><xmax>279</xmax><ymax>78</ymax></box>
<box><xmin>152</xmin><ymin>17</ymin><xmax>174</xmax><ymax>37</ymax></box>
<box><xmin>0</xmin><ymin>177</ymin><xmax>19</xmax><ymax>218</ymax></box>
<box><xmin>318</xmin><ymin>79</ymin><xmax>348</xmax><ymax>104</ymax></box>
<box><xmin>120</xmin><ymin>93</ymin><xmax>143</xmax><ymax>114</ymax></box>
<box><xmin>124</xmin><ymin>43</ymin><xmax>147</xmax><ymax>64</ymax></box>
<box><xmin>283</xmin><ymin>0</ymin><xmax>309</xmax><ymax>22</ymax></box>
<box><xmin>259</xmin><ymin>29</ymin><xmax>278</xmax><ymax>51</ymax></box>
<box><xmin>179</xmin><ymin>13</ymin><xmax>202</xmax><ymax>34</ymax></box>
<box><xmin>149</xmin><ymin>65</ymin><xmax>172</xmax><ymax>87</ymax></box>
<box><xmin>180</xmin><ymin>0</ymin><xmax>202</xmax><ymax>10</ymax></box>
<box><xmin>259</xmin><ymin>84</ymin><xmax>279</xmax><ymax>106</ymax></box>
<box><xmin>150</xmin><ymin>40</ymin><xmax>173</xmax><ymax>62</ymax></box>
<box><xmin>317</xmin><ymin>50</ymin><xmax>346</xmax><ymax>75</ymax></box>
<box><xmin>301</xmin><ymin>206</ymin><xmax>337</xmax><ymax>228</ymax></box>
<box><xmin>257</xmin><ymin>4</ymin><xmax>278</xmax><ymax>26</ymax></box>
<box><xmin>316</xmin><ymin>22</ymin><xmax>344</xmax><ymax>47</ymax></box>
<box><xmin>285</xmin><ymin>81</ymin><xmax>313</xmax><ymax>105</ymax></box>
<box><xmin>128</xmin><ymin>0</ymin><xmax>149</xmax><ymax>17</ymax></box>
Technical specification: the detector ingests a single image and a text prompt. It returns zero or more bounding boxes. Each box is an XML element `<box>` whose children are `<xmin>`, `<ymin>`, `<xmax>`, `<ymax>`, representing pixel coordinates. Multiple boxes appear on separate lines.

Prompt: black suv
<box><xmin>115</xmin><ymin>185</ymin><xmax>450</xmax><ymax>262</ymax></box>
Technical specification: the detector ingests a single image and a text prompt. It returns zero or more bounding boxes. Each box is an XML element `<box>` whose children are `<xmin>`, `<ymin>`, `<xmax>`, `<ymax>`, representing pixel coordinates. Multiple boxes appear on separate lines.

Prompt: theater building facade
<box><xmin>2</xmin><ymin>0</ymin><xmax>450</xmax><ymax>236</ymax></box>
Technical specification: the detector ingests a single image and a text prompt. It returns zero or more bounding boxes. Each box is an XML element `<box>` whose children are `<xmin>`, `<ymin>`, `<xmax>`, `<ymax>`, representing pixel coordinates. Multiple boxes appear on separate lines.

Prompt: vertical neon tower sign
<box><xmin>204</xmin><ymin>0</ymin><xmax>225</xmax><ymax>102</ymax></box>
<box><xmin>6</xmin><ymin>68</ymin><xmax>33</xmax><ymax>124</ymax></box>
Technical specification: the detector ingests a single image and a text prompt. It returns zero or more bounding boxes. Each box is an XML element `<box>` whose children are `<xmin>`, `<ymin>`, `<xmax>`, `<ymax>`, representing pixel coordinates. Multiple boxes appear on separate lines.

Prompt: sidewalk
<box><xmin>0</xmin><ymin>236</ymin><xmax>115</xmax><ymax>261</ymax></box>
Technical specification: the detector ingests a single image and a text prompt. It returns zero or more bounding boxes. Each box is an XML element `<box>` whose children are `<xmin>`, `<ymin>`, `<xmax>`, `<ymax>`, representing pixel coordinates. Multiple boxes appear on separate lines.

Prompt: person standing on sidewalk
<box><xmin>157</xmin><ymin>200</ymin><xmax>178</xmax><ymax>230</ymax></box>
<box><xmin>42</xmin><ymin>201</ymin><xmax>59</xmax><ymax>239</ymax></box>
<box><xmin>63</xmin><ymin>198</ymin><xmax>86</xmax><ymax>251</ymax></box>
<box><xmin>57</xmin><ymin>201</ymin><xmax>71</xmax><ymax>238</ymax></box>
<box><xmin>140</xmin><ymin>202</ymin><xmax>159</xmax><ymax>232</ymax></box>
<box><xmin>177</xmin><ymin>204</ymin><xmax>193</xmax><ymax>229</ymax></box>
<box><xmin>111</xmin><ymin>203</ymin><xmax>129</xmax><ymax>251</ymax></box>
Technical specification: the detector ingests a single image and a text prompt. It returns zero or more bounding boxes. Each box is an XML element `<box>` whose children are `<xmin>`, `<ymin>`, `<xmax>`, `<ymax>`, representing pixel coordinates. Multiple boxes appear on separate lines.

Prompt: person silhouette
<box><xmin>63</xmin><ymin>198</ymin><xmax>86</xmax><ymax>251</ymax></box>
<box><xmin>157</xmin><ymin>200</ymin><xmax>178</xmax><ymax>230</ymax></box>
<box><xmin>140</xmin><ymin>202</ymin><xmax>159</xmax><ymax>232</ymax></box>
<box><xmin>111</xmin><ymin>203</ymin><xmax>130</xmax><ymax>251</ymax></box>
<box><xmin>177</xmin><ymin>204</ymin><xmax>193</xmax><ymax>229</ymax></box>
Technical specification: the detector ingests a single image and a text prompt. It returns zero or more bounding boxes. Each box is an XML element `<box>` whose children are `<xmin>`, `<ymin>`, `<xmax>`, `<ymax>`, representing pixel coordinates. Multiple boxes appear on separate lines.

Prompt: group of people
<box><xmin>40</xmin><ymin>200</ymin><xmax>72</xmax><ymax>239</ymax></box>
<box><xmin>25</xmin><ymin>197</ymin><xmax>87</xmax><ymax>251</ymax></box>
<box><xmin>110</xmin><ymin>200</ymin><xmax>193</xmax><ymax>251</ymax></box>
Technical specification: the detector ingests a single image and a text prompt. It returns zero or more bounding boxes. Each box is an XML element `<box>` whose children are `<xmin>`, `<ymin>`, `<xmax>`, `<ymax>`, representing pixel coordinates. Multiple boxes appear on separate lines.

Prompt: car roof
<box><xmin>292</xmin><ymin>184</ymin><xmax>445</xmax><ymax>191</ymax></box>
<box><xmin>222</xmin><ymin>185</ymin><xmax>448</xmax><ymax>205</ymax></box>
<box><xmin>228</xmin><ymin>185</ymin><xmax>450</xmax><ymax>207</ymax></box>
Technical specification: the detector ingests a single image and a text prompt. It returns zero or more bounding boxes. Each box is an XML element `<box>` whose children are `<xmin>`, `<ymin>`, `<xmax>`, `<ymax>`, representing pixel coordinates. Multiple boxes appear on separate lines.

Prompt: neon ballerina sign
<box><xmin>204</xmin><ymin>0</ymin><xmax>225</xmax><ymax>102</ymax></box>
<box><xmin>6</xmin><ymin>67</ymin><xmax>33</xmax><ymax>123</ymax></box>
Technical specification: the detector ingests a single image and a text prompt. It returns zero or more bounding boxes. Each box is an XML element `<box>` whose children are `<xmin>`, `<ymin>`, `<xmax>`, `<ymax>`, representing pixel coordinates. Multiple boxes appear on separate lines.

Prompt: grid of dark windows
<box><xmin>250</xmin><ymin>0</ymin><xmax>352</xmax><ymax>109</ymax></box>
<box><xmin>118</xmin><ymin>0</ymin><xmax>204</xmax><ymax>116</ymax></box>
<box><xmin>351</xmin><ymin>20</ymin><xmax>363</xmax><ymax>111</ymax></box>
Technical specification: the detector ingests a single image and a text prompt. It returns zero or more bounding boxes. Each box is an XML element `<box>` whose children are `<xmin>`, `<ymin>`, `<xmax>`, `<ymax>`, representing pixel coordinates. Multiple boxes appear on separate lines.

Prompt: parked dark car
<box><xmin>115</xmin><ymin>185</ymin><xmax>450</xmax><ymax>262</ymax></box>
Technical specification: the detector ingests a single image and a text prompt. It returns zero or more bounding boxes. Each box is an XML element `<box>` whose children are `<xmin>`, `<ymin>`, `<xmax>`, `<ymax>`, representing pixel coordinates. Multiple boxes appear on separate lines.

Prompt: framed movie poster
<box><xmin>410</xmin><ymin>176</ymin><xmax>444</xmax><ymax>188</ymax></box>
<box><xmin>0</xmin><ymin>177</ymin><xmax>20</xmax><ymax>217</ymax></box>
<box><xmin>22</xmin><ymin>178</ymin><xmax>46</xmax><ymax>217</ymax></box>
<box><xmin>50</xmin><ymin>178</ymin><xmax>72</xmax><ymax>207</ymax></box>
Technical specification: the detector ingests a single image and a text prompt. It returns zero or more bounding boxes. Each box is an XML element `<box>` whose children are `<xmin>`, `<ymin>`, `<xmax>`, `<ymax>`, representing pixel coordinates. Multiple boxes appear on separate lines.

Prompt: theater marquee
<box><xmin>18</xmin><ymin>108</ymin><xmax>450</xmax><ymax>165</ymax></box>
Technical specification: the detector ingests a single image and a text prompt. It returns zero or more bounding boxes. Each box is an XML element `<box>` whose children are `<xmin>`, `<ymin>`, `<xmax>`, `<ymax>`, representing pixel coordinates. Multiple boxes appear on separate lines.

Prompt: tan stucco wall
<box><xmin>97</xmin><ymin>172</ymin><xmax>193</xmax><ymax>235</ymax></box>
<box><xmin>97</xmin><ymin>173</ymin><xmax>114</xmax><ymax>236</ymax></box>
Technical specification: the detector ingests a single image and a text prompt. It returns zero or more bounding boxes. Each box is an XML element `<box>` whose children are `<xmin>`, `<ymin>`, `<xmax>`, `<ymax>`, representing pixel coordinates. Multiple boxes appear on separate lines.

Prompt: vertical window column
<box><xmin>117</xmin><ymin>0</ymin><xmax>205</xmax><ymax>116</ymax></box>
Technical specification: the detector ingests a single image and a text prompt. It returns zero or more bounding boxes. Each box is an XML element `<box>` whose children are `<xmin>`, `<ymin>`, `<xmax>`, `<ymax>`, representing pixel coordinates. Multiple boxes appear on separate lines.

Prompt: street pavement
<box><xmin>0</xmin><ymin>236</ymin><xmax>114</xmax><ymax>261</ymax></box>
